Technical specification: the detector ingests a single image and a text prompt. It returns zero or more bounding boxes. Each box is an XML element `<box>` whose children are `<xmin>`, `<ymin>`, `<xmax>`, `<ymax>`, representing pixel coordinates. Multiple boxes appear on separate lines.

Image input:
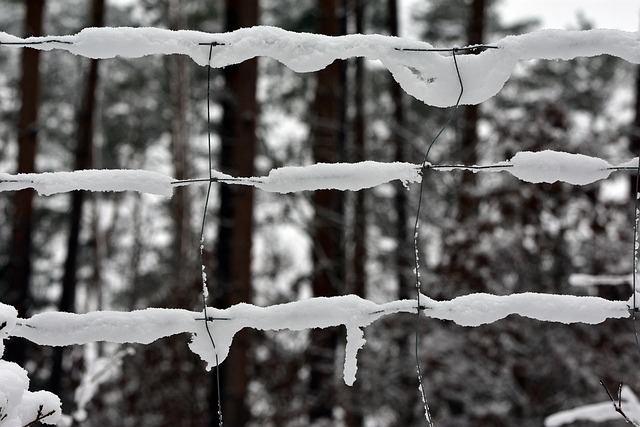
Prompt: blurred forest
<box><xmin>1</xmin><ymin>0</ymin><xmax>639</xmax><ymax>426</ymax></box>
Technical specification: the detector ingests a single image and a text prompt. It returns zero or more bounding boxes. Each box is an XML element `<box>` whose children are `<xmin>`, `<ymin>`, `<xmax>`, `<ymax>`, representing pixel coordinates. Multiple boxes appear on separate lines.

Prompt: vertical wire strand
<box><xmin>412</xmin><ymin>49</ymin><xmax>464</xmax><ymax>426</ymax></box>
<box><xmin>200</xmin><ymin>42</ymin><xmax>223</xmax><ymax>427</ymax></box>
<box><xmin>632</xmin><ymin>152</ymin><xmax>640</xmax><ymax>358</ymax></box>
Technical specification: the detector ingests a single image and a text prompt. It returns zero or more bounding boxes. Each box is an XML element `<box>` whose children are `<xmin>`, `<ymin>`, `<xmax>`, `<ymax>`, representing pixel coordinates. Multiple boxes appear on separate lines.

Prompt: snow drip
<box><xmin>3</xmin><ymin>27</ymin><xmax>640</xmax><ymax>107</ymax></box>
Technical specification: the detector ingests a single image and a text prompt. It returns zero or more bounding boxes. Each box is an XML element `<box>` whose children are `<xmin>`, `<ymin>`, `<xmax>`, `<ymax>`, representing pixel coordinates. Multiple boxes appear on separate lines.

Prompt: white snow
<box><xmin>225</xmin><ymin>161</ymin><xmax>421</xmax><ymax>193</ymax></box>
<box><xmin>8</xmin><ymin>292</ymin><xmax>629</xmax><ymax>385</ymax></box>
<box><xmin>12</xmin><ymin>308</ymin><xmax>197</xmax><ymax>346</ymax></box>
<box><xmin>0</xmin><ymin>152</ymin><xmax>632</xmax><ymax>197</ymax></box>
<box><xmin>544</xmin><ymin>386</ymin><xmax>640</xmax><ymax>426</ymax></box>
<box><xmin>507</xmin><ymin>150</ymin><xmax>613</xmax><ymax>185</ymax></box>
<box><xmin>0</xmin><ymin>303</ymin><xmax>17</xmax><ymax>358</ymax></box>
<box><xmin>0</xmin><ymin>361</ymin><xmax>61</xmax><ymax>426</ymax></box>
<box><xmin>0</xmin><ymin>169</ymin><xmax>173</xmax><ymax>197</ymax></box>
<box><xmin>2</xmin><ymin>27</ymin><xmax>640</xmax><ymax>106</ymax></box>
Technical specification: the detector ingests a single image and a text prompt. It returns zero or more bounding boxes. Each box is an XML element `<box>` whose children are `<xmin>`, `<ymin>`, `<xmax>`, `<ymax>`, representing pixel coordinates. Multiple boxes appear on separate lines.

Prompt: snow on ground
<box><xmin>1</xmin><ymin>27</ymin><xmax>640</xmax><ymax>106</ymax></box>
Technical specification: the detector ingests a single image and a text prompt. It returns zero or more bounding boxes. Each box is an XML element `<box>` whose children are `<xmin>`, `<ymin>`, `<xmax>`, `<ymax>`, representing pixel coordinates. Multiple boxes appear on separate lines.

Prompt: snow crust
<box><xmin>2</xmin><ymin>27</ymin><xmax>640</xmax><ymax>106</ymax></box>
<box><xmin>0</xmin><ymin>169</ymin><xmax>173</xmax><ymax>197</ymax></box>
<box><xmin>0</xmin><ymin>303</ymin><xmax>17</xmax><ymax>358</ymax></box>
<box><xmin>13</xmin><ymin>308</ymin><xmax>197</xmax><ymax>346</ymax></box>
<box><xmin>213</xmin><ymin>161</ymin><xmax>421</xmax><ymax>193</ymax></box>
<box><xmin>508</xmin><ymin>150</ymin><xmax>613</xmax><ymax>185</ymax></box>
<box><xmin>9</xmin><ymin>292</ymin><xmax>629</xmax><ymax>385</ymax></box>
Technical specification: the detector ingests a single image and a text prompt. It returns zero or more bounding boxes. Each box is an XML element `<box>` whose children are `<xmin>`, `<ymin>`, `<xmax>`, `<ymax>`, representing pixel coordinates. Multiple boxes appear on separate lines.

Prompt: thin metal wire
<box><xmin>0</xmin><ymin>39</ymin><xmax>73</xmax><ymax>45</ymax></box>
<box><xmin>412</xmin><ymin>48</ymin><xmax>465</xmax><ymax>427</ymax></box>
<box><xmin>395</xmin><ymin>44</ymin><xmax>498</xmax><ymax>53</ymax></box>
<box><xmin>632</xmin><ymin>154</ymin><xmax>640</xmax><ymax>358</ymax></box>
<box><xmin>199</xmin><ymin>42</ymin><xmax>223</xmax><ymax>427</ymax></box>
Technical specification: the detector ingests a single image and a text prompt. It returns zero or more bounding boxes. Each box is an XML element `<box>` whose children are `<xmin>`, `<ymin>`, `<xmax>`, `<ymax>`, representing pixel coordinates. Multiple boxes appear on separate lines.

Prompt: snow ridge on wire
<box><xmin>3</xmin><ymin>293</ymin><xmax>630</xmax><ymax>387</ymax></box>
<box><xmin>1</xmin><ymin>151</ymin><xmax>636</xmax><ymax>196</ymax></box>
<box><xmin>2</xmin><ymin>27</ymin><xmax>640</xmax><ymax>106</ymax></box>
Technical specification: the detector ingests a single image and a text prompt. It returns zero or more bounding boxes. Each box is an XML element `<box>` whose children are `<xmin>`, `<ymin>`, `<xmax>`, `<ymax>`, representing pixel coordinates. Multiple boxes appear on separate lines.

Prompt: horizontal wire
<box><xmin>0</xmin><ymin>40</ymin><xmax>73</xmax><ymax>45</ymax></box>
<box><xmin>171</xmin><ymin>176</ymin><xmax>265</xmax><ymax>185</ymax></box>
<box><xmin>395</xmin><ymin>44</ymin><xmax>499</xmax><ymax>53</ymax></box>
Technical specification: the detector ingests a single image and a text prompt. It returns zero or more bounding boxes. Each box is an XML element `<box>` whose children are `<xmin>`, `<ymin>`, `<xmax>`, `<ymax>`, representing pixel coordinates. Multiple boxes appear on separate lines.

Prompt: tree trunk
<box><xmin>344</xmin><ymin>2</ymin><xmax>365</xmax><ymax>426</ymax></box>
<box><xmin>167</xmin><ymin>0</ymin><xmax>194</xmax><ymax>296</ymax></box>
<box><xmin>629</xmin><ymin>67</ymin><xmax>640</xmax><ymax>198</ymax></box>
<box><xmin>448</xmin><ymin>0</ymin><xmax>486</xmax><ymax>291</ymax></box>
<box><xmin>212</xmin><ymin>1</ymin><xmax>259</xmax><ymax>426</ymax></box>
<box><xmin>458</xmin><ymin>0</ymin><xmax>485</xmax><ymax>217</ymax></box>
<box><xmin>49</xmin><ymin>0</ymin><xmax>105</xmax><ymax>401</ymax></box>
<box><xmin>2</xmin><ymin>0</ymin><xmax>45</xmax><ymax>366</ymax></box>
<box><xmin>308</xmin><ymin>0</ymin><xmax>344</xmax><ymax>423</ymax></box>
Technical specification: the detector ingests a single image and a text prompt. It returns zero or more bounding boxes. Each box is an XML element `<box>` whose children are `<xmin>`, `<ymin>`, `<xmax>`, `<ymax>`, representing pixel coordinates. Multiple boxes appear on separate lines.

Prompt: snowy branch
<box><xmin>1</xmin><ymin>27</ymin><xmax>639</xmax><ymax>106</ymax></box>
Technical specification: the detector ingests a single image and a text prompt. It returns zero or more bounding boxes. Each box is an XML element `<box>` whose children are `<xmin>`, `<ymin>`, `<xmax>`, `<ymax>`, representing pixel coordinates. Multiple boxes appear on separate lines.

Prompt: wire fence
<box><xmin>1</xmin><ymin>28</ymin><xmax>640</xmax><ymax>427</ymax></box>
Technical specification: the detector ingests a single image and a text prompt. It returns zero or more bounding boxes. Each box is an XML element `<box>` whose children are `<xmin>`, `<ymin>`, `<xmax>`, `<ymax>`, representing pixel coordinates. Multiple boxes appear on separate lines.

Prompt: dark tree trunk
<box><xmin>352</xmin><ymin>0</ymin><xmax>366</xmax><ymax>301</ymax></box>
<box><xmin>212</xmin><ymin>1</ymin><xmax>259</xmax><ymax>426</ymax></box>
<box><xmin>629</xmin><ymin>67</ymin><xmax>640</xmax><ymax>198</ymax></box>
<box><xmin>167</xmin><ymin>0</ymin><xmax>193</xmax><ymax>293</ymax></box>
<box><xmin>448</xmin><ymin>0</ymin><xmax>486</xmax><ymax>292</ymax></box>
<box><xmin>387</xmin><ymin>1</ymin><xmax>419</xmax><ymax>424</ymax></box>
<box><xmin>3</xmin><ymin>0</ymin><xmax>45</xmax><ymax>366</ymax></box>
<box><xmin>308</xmin><ymin>0</ymin><xmax>344</xmax><ymax>423</ymax></box>
<box><xmin>345</xmin><ymin>2</ymin><xmax>365</xmax><ymax>426</ymax></box>
<box><xmin>458</xmin><ymin>0</ymin><xmax>485</xmax><ymax>217</ymax></box>
<box><xmin>388</xmin><ymin>0</ymin><xmax>410</xmax><ymax>302</ymax></box>
<box><xmin>49</xmin><ymin>0</ymin><xmax>104</xmax><ymax>402</ymax></box>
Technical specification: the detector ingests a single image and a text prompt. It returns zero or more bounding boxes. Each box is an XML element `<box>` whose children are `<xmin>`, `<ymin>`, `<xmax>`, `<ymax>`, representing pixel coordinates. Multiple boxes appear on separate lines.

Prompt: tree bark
<box><xmin>48</xmin><ymin>0</ymin><xmax>104</xmax><ymax>403</ymax></box>
<box><xmin>308</xmin><ymin>0</ymin><xmax>344</xmax><ymax>423</ymax></box>
<box><xmin>344</xmin><ymin>2</ymin><xmax>365</xmax><ymax>426</ymax></box>
<box><xmin>212</xmin><ymin>1</ymin><xmax>259</xmax><ymax>426</ymax></box>
<box><xmin>448</xmin><ymin>0</ymin><xmax>486</xmax><ymax>291</ymax></box>
<box><xmin>167</xmin><ymin>0</ymin><xmax>194</xmax><ymax>295</ymax></box>
<box><xmin>629</xmin><ymin>66</ymin><xmax>640</xmax><ymax>198</ymax></box>
<box><xmin>2</xmin><ymin>0</ymin><xmax>45</xmax><ymax>366</ymax></box>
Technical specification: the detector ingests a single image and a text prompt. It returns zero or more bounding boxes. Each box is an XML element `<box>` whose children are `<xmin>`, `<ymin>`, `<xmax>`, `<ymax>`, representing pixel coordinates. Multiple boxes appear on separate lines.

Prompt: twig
<box><xmin>22</xmin><ymin>405</ymin><xmax>55</xmax><ymax>427</ymax></box>
<box><xmin>600</xmin><ymin>381</ymin><xmax>640</xmax><ymax>426</ymax></box>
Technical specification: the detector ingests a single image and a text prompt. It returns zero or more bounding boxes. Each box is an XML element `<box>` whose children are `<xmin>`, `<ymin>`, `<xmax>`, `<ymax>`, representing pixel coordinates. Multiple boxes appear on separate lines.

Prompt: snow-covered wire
<box><xmin>0</xmin><ymin>39</ymin><xmax>72</xmax><ymax>45</ymax></box>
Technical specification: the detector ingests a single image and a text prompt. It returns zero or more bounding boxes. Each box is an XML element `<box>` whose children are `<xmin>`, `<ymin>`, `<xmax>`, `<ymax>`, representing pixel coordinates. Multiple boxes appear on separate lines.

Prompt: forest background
<box><xmin>1</xmin><ymin>0</ymin><xmax>639</xmax><ymax>426</ymax></box>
